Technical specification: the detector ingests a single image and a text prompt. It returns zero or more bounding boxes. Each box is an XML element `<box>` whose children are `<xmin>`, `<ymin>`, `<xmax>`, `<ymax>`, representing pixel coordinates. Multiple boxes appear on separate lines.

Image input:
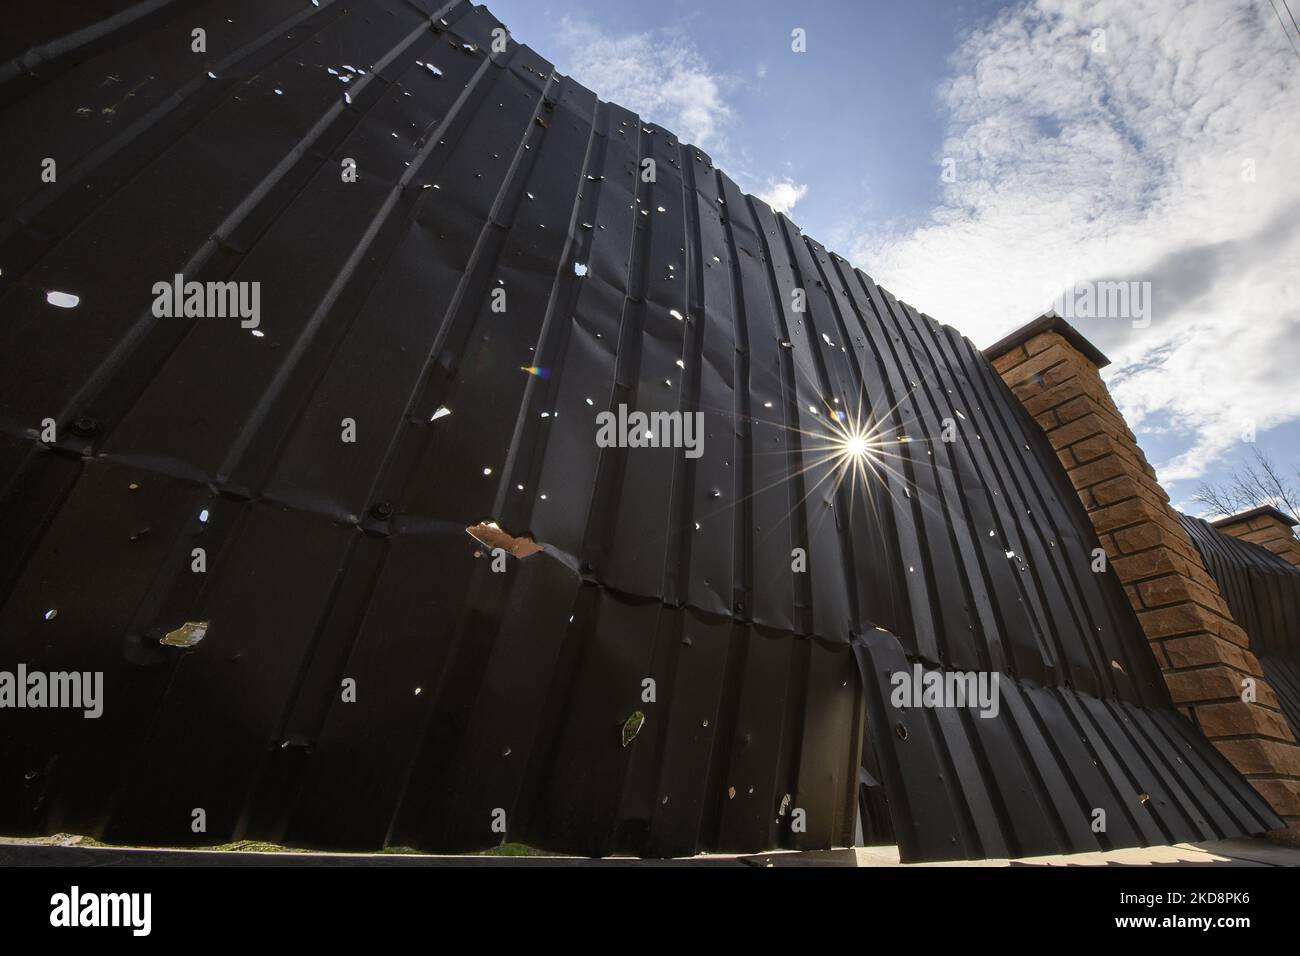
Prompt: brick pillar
<box><xmin>1212</xmin><ymin>506</ymin><xmax>1300</xmax><ymax>568</ymax></box>
<box><xmin>985</xmin><ymin>313</ymin><xmax>1300</xmax><ymax>843</ymax></box>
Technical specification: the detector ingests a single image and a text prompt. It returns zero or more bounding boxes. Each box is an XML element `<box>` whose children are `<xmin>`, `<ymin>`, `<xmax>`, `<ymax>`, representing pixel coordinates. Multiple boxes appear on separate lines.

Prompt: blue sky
<box><xmin>489</xmin><ymin>0</ymin><xmax>1300</xmax><ymax>515</ymax></box>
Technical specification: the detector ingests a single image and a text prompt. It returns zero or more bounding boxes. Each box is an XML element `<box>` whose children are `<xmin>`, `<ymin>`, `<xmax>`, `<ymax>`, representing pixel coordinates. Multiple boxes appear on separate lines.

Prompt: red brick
<box><xmin>1113</xmin><ymin>549</ymin><xmax>1180</xmax><ymax>583</ymax></box>
<box><xmin>1069</xmin><ymin>456</ymin><xmax>1127</xmax><ymax>491</ymax></box>
<box><xmin>1138</xmin><ymin>603</ymin><xmax>1225</xmax><ymax>640</ymax></box>
<box><xmin>1195</xmin><ymin>701</ymin><xmax>1295</xmax><ymax>742</ymax></box>
<box><xmin>1162</xmin><ymin>634</ymin><xmax>1259</xmax><ymax>674</ymax></box>
<box><xmin>1249</xmin><ymin>779</ymin><xmax>1300</xmax><ymax>818</ymax></box>
<box><xmin>1213</xmin><ymin>739</ymin><xmax>1300</xmax><ymax>777</ymax></box>
<box><xmin>991</xmin><ymin>347</ymin><xmax>1027</xmax><ymax>374</ymax></box>
<box><xmin>1092</xmin><ymin>497</ymin><xmax>1164</xmax><ymax>534</ymax></box>
<box><xmin>1045</xmin><ymin>412</ymin><xmax>1108</xmax><ymax>449</ymax></box>
<box><xmin>1164</xmin><ymin>666</ymin><xmax>1248</xmax><ymax>705</ymax></box>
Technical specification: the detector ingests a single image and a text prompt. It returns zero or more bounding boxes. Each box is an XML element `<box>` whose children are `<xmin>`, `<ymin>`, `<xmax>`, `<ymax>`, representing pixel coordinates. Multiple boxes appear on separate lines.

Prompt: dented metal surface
<box><xmin>0</xmin><ymin>0</ymin><xmax>1279</xmax><ymax>858</ymax></box>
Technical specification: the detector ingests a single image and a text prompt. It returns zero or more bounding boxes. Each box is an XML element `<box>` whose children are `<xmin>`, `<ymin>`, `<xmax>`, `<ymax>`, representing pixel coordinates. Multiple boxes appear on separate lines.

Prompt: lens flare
<box><xmin>766</xmin><ymin>391</ymin><xmax>928</xmax><ymax>523</ymax></box>
<box><xmin>674</xmin><ymin>359</ymin><xmax>940</xmax><ymax>541</ymax></box>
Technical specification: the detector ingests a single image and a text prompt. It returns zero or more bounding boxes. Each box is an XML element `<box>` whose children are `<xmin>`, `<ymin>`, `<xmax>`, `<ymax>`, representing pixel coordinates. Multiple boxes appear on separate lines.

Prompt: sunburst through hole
<box><xmin>767</xmin><ymin>386</ymin><xmax>931</xmax><ymax>523</ymax></box>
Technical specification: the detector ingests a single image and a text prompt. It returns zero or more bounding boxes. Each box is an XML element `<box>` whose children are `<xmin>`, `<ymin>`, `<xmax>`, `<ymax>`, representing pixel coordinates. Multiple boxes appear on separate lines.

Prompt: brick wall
<box><xmin>1213</xmin><ymin>507</ymin><xmax>1300</xmax><ymax>568</ymax></box>
<box><xmin>985</xmin><ymin>314</ymin><xmax>1300</xmax><ymax>842</ymax></box>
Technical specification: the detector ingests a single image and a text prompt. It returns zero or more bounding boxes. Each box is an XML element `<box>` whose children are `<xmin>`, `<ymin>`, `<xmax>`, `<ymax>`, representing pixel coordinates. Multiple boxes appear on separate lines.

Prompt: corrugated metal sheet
<box><xmin>0</xmin><ymin>0</ymin><xmax>1279</xmax><ymax>859</ymax></box>
<box><xmin>1181</xmin><ymin>513</ymin><xmax>1300</xmax><ymax>740</ymax></box>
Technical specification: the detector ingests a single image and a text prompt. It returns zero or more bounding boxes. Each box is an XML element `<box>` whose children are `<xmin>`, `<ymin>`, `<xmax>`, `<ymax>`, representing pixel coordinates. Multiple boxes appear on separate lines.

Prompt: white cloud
<box><xmin>851</xmin><ymin>0</ymin><xmax>1300</xmax><ymax>487</ymax></box>
<box><xmin>757</xmin><ymin>179</ymin><xmax>809</xmax><ymax>214</ymax></box>
<box><xmin>552</xmin><ymin>18</ymin><xmax>732</xmax><ymax>150</ymax></box>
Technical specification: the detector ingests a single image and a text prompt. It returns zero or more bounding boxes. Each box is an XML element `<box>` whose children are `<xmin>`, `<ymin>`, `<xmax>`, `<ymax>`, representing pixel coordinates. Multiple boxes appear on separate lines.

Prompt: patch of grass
<box><xmin>4</xmin><ymin>832</ymin><xmax>557</xmax><ymax>858</ymax></box>
<box><xmin>481</xmin><ymin>842</ymin><xmax>549</xmax><ymax>857</ymax></box>
<box><xmin>207</xmin><ymin>839</ymin><xmax>309</xmax><ymax>853</ymax></box>
<box><xmin>34</xmin><ymin>834</ymin><xmax>309</xmax><ymax>853</ymax></box>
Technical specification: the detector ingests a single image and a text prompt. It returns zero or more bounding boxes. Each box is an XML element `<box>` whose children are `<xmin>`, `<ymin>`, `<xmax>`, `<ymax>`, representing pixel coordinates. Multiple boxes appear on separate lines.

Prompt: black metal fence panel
<box><xmin>0</xmin><ymin>0</ymin><xmax>1279</xmax><ymax>859</ymax></box>
<box><xmin>1181</xmin><ymin>513</ymin><xmax>1300</xmax><ymax>743</ymax></box>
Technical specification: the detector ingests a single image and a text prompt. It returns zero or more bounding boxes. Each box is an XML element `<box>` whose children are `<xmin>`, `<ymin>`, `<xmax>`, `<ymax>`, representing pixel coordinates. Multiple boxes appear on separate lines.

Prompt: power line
<box><xmin>1267</xmin><ymin>0</ymin><xmax>1300</xmax><ymax>62</ymax></box>
<box><xmin>1282</xmin><ymin>0</ymin><xmax>1300</xmax><ymax>37</ymax></box>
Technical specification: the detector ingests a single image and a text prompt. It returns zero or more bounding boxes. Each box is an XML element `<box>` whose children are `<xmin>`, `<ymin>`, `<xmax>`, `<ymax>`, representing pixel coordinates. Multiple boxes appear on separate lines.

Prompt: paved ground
<box><xmin>2</xmin><ymin>835</ymin><xmax>1298</xmax><ymax>866</ymax></box>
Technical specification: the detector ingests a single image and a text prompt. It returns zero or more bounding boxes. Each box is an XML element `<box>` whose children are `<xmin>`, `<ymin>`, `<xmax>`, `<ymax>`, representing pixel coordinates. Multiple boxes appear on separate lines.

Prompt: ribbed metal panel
<box><xmin>1181</xmin><ymin>514</ymin><xmax>1300</xmax><ymax>742</ymax></box>
<box><xmin>0</xmin><ymin>0</ymin><xmax>1279</xmax><ymax>859</ymax></box>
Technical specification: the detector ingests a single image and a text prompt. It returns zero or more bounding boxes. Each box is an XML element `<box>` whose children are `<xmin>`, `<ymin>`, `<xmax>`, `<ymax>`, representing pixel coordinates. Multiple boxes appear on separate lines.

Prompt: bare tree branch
<box><xmin>1193</xmin><ymin>448</ymin><xmax>1300</xmax><ymax>522</ymax></box>
<box><xmin>1192</xmin><ymin>482</ymin><xmax>1240</xmax><ymax>518</ymax></box>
